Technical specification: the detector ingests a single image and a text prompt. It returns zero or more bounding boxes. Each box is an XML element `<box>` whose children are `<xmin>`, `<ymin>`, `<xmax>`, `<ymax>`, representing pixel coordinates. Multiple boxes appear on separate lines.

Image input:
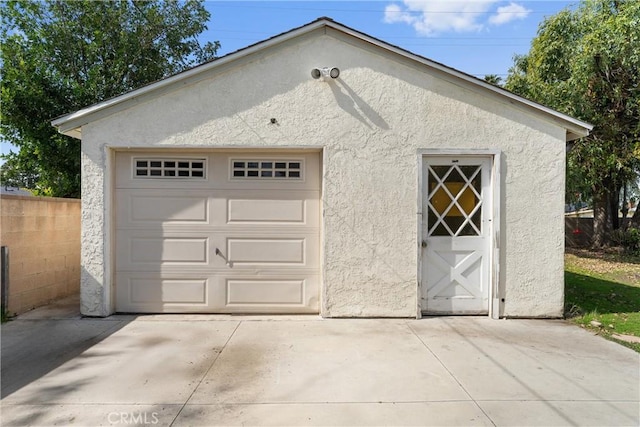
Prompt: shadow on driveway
<box><xmin>1</xmin><ymin>296</ymin><xmax>132</xmax><ymax>399</ymax></box>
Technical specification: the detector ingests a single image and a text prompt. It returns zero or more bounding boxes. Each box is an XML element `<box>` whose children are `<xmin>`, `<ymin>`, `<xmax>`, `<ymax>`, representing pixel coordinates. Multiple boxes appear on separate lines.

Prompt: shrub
<box><xmin>613</xmin><ymin>228</ymin><xmax>640</xmax><ymax>256</ymax></box>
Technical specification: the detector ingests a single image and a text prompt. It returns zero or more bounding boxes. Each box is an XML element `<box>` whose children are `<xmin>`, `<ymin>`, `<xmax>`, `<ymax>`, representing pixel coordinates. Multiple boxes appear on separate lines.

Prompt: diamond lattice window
<box><xmin>427</xmin><ymin>164</ymin><xmax>482</xmax><ymax>237</ymax></box>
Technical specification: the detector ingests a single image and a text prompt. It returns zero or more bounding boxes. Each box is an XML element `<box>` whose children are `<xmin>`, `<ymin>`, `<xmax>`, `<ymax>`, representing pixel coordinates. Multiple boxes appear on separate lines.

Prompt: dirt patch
<box><xmin>566</xmin><ymin>248</ymin><xmax>640</xmax><ymax>287</ymax></box>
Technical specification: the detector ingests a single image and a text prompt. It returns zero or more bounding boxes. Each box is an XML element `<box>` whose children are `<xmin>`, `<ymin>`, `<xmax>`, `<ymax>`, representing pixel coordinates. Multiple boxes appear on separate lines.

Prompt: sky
<box><xmin>202</xmin><ymin>0</ymin><xmax>578</xmax><ymax>79</ymax></box>
<box><xmin>1</xmin><ymin>0</ymin><xmax>578</xmax><ymax>159</ymax></box>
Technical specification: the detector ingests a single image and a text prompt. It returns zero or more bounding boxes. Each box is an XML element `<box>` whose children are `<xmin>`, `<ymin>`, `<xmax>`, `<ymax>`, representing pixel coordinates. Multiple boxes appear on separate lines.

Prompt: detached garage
<box><xmin>53</xmin><ymin>18</ymin><xmax>591</xmax><ymax>318</ymax></box>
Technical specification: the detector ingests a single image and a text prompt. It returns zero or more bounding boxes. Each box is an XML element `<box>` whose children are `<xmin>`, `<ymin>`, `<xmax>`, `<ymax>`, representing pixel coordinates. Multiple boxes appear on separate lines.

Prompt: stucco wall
<box><xmin>0</xmin><ymin>195</ymin><xmax>81</xmax><ymax>315</ymax></box>
<box><xmin>80</xmin><ymin>30</ymin><xmax>566</xmax><ymax>317</ymax></box>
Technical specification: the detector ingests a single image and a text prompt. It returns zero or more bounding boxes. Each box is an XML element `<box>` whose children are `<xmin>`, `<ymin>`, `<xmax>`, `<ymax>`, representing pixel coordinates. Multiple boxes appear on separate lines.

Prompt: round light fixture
<box><xmin>329</xmin><ymin>67</ymin><xmax>340</xmax><ymax>79</ymax></box>
<box><xmin>311</xmin><ymin>68</ymin><xmax>322</xmax><ymax>79</ymax></box>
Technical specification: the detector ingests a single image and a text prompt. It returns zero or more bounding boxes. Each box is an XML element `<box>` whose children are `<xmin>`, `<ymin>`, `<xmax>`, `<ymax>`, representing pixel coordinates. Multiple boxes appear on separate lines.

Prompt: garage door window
<box><xmin>134</xmin><ymin>158</ymin><xmax>206</xmax><ymax>178</ymax></box>
<box><xmin>231</xmin><ymin>159</ymin><xmax>302</xmax><ymax>179</ymax></box>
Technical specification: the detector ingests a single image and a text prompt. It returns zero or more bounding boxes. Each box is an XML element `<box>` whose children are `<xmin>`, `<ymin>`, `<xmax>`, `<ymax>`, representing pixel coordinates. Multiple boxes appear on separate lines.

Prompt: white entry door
<box><xmin>421</xmin><ymin>156</ymin><xmax>492</xmax><ymax>314</ymax></box>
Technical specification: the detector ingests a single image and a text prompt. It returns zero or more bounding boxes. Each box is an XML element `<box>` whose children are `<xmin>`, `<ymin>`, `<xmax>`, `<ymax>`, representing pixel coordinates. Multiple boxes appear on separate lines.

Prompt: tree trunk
<box><xmin>609</xmin><ymin>188</ymin><xmax>620</xmax><ymax>230</ymax></box>
<box><xmin>592</xmin><ymin>190</ymin><xmax>609</xmax><ymax>247</ymax></box>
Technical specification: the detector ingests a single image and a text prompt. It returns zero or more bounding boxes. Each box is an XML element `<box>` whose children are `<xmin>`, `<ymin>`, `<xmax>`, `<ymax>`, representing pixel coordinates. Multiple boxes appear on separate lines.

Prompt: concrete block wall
<box><xmin>0</xmin><ymin>195</ymin><xmax>81</xmax><ymax>316</ymax></box>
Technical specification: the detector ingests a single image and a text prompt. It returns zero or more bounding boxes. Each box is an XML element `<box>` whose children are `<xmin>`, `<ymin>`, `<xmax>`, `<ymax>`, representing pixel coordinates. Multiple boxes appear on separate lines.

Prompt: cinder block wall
<box><xmin>0</xmin><ymin>195</ymin><xmax>81</xmax><ymax>315</ymax></box>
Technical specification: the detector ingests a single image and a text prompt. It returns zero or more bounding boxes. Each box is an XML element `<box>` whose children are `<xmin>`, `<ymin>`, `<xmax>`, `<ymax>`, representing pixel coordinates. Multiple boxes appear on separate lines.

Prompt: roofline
<box><xmin>52</xmin><ymin>17</ymin><xmax>592</xmax><ymax>141</ymax></box>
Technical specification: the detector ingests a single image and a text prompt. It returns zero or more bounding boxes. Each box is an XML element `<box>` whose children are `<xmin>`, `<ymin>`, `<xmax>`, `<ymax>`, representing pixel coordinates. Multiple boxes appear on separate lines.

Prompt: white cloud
<box><xmin>384</xmin><ymin>1</ymin><xmax>531</xmax><ymax>35</ymax></box>
<box><xmin>489</xmin><ymin>2</ymin><xmax>531</xmax><ymax>25</ymax></box>
<box><xmin>384</xmin><ymin>3</ymin><xmax>418</xmax><ymax>26</ymax></box>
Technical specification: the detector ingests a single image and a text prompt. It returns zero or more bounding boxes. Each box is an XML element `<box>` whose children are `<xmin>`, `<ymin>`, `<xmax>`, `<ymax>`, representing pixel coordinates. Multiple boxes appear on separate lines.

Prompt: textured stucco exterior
<box><xmin>75</xmin><ymin>26</ymin><xmax>570</xmax><ymax>318</ymax></box>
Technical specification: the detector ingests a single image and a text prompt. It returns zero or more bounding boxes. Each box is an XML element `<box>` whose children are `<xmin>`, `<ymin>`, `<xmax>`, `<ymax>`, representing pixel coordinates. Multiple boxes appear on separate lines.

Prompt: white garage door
<box><xmin>114</xmin><ymin>151</ymin><xmax>321</xmax><ymax>313</ymax></box>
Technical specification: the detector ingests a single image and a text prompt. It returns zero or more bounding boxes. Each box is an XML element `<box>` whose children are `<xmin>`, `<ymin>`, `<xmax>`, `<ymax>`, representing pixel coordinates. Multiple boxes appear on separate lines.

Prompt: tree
<box><xmin>483</xmin><ymin>74</ymin><xmax>503</xmax><ymax>86</ymax></box>
<box><xmin>0</xmin><ymin>0</ymin><xmax>219</xmax><ymax>197</ymax></box>
<box><xmin>505</xmin><ymin>0</ymin><xmax>640</xmax><ymax>247</ymax></box>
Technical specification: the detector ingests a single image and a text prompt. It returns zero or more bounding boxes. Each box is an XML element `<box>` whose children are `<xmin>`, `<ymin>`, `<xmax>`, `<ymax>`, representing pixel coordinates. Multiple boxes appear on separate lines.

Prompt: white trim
<box><xmin>320</xmin><ymin>148</ymin><xmax>328</xmax><ymax>318</ymax></box>
<box><xmin>418</xmin><ymin>149</ymin><xmax>501</xmax><ymax>319</ymax></box>
<box><xmin>52</xmin><ymin>18</ymin><xmax>592</xmax><ymax>141</ymax></box>
<box><xmin>416</xmin><ymin>153</ymin><xmax>424</xmax><ymax>318</ymax></box>
<box><xmin>490</xmin><ymin>152</ymin><xmax>502</xmax><ymax>319</ymax></box>
<box><xmin>105</xmin><ymin>147</ymin><xmax>115</xmax><ymax>315</ymax></box>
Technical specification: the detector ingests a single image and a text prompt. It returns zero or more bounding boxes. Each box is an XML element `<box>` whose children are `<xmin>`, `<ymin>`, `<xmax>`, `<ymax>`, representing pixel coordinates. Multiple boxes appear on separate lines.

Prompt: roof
<box><xmin>52</xmin><ymin>17</ymin><xmax>592</xmax><ymax>141</ymax></box>
<box><xmin>0</xmin><ymin>187</ymin><xmax>34</xmax><ymax>197</ymax></box>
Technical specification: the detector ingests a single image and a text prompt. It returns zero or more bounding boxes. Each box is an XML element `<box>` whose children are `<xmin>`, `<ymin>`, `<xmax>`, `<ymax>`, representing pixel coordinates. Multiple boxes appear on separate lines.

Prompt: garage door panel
<box><xmin>227</xmin><ymin>196</ymin><xmax>319</xmax><ymax>225</ymax></box>
<box><xmin>134</xmin><ymin>196</ymin><xmax>208</xmax><ymax>222</ymax></box>
<box><xmin>226</xmin><ymin>279</ymin><xmax>305</xmax><ymax>305</ymax></box>
<box><xmin>216</xmin><ymin>275</ymin><xmax>319</xmax><ymax>313</ymax></box>
<box><xmin>115</xmin><ymin>150</ymin><xmax>321</xmax><ymax>313</ymax></box>
<box><xmin>210</xmin><ymin>153</ymin><xmax>321</xmax><ymax>191</ymax></box>
<box><xmin>116</xmin><ymin>231</ymin><xmax>218</xmax><ymax>270</ymax></box>
<box><xmin>116</xmin><ymin>273</ymin><xmax>319</xmax><ymax>313</ymax></box>
<box><xmin>115</xmin><ymin>153</ymin><xmax>214</xmax><ymax>190</ymax></box>
<box><xmin>116</xmin><ymin>274</ymin><xmax>212</xmax><ymax>312</ymax></box>
<box><xmin>130</xmin><ymin>238</ymin><xmax>209</xmax><ymax>263</ymax></box>
<box><xmin>226</xmin><ymin>234</ymin><xmax>319</xmax><ymax>268</ymax></box>
<box><xmin>120</xmin><ymin>193</ymin><xmax>210</xmax><ymax>224</ymax></box>
<box><xmin>227</xmin><ymin>238</ymin><xmax>304</xmax><ymax>264</ymax></box>
<box><xmin>118</xmin><ymin>191</ymin><xmax>319</xmax><ymax>228</ymax></box>
<box><xmin>228</xmin><ymin>199</ymin><xmax>303</xmax><ymax>222</ymax></box>
<box><xmin>130</xmin><ymin>278</ymin><xmax>208</xmax><ymax>304</ymax></box>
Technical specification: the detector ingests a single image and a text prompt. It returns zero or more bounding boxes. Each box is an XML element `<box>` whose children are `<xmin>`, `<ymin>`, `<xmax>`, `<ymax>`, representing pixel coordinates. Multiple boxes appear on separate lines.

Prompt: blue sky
<box><xmin>202</xmin><ymin>0</ymin><xmax>577</xmax><ymax>79</ymax></box>
<box><xmin>1</xmin><ymin>0</ymin><xmax>577</xmax><ymax>159</ymax></box>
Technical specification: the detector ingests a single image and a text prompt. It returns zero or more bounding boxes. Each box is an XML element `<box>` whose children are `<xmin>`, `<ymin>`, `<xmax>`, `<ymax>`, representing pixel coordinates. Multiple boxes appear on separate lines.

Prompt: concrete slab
<box><xmin>189</xmin><ymin>319</ymin><xmax>469</xmax><ymax>404</ymax></box>
<box><xmin>409</xmin><ymin>317</ymin><xmax>640</xmax><ymax>402</ymax></box>
<box><xmin>1</xmin><ymin>318</ymin><xmax>126</xmax><ymax>398</ymax></box>
<box><xmin>1</xmin><ymin>314</ymin><xmax>639</xmax><ymax>426</ymax></box>
<box><xmin>16</xmin><ymin>294</ymin><xmax>81</xmax><ymax>320</ymax></box>
<box><xmin>2</xmin><ymin>320</ymin><xmax>240</xmax><ymax>405</ymax></box>
<box><xmin>0</xmin><ymin>404</ymin><xmax>182</xmax><ymax>427</ymax></box>
<box><xmin>477</xmin><ymin>400</ymin><xmax>640</xmax><ymax>426</ymax></box>
<box><xmin>173</xmin><ymin>402</ymin><xmax>493</xmax><ymax>426</ymax></box>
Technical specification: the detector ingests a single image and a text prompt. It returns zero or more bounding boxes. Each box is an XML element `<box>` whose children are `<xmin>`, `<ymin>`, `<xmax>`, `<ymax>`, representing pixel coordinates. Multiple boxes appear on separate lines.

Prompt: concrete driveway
<box><xmin>2</xmin><ymin>297</ymin><xmax>639</xmax><ymax>426</ymax></box>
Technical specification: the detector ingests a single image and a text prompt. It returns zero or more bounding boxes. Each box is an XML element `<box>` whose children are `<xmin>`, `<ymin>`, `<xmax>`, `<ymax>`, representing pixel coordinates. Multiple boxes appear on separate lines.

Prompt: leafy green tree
<box><xmin>506</xmin><ymin>0</ymin><xmax>640</xmax><ymax>246</ymax></box>
<box><xmin>1</xmin><ymin>0</ymin><xmax>219</xmax><ymax>197</ymax></box>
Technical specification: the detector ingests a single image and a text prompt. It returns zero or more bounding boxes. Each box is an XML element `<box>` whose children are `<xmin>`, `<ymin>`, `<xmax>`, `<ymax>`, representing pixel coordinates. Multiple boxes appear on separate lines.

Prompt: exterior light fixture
<box><xmin>311</xmin><ymin>67</ymin><xmax>340</xmax><ymax>80</ymax></box>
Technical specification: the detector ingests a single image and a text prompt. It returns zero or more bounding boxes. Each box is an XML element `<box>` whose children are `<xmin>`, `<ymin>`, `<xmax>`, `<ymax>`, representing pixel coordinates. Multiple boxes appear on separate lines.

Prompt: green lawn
<box><xmin>565</xmin><ymin>249</ymin><xmax>640</xmax><ymax>352</ymax></box>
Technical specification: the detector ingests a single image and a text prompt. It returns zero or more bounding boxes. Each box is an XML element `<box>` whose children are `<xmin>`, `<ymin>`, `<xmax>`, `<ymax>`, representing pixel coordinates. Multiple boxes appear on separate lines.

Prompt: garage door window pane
<box><xmin>231</xmin><ymin>159</ymin><xmax>303</xmax><ymax>180</ymax></box>
<box><xmin>134</xmin><ymin>158</ymin><xmax>207</xmax><ymax>179</ymax></box>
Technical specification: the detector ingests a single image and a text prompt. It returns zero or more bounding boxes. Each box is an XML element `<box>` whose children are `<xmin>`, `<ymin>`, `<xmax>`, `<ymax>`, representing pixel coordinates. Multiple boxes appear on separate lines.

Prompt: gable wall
<box><xmin>81</xmin><ymin>31</ymin><xmax>566</xmax><ymax>317</ymax></box>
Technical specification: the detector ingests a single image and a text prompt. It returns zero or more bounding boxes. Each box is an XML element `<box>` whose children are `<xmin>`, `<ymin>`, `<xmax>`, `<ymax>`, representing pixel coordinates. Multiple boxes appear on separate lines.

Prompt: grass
<box><xmin>565</xmin><ymin>248</ymin><xmax>640</xmax><ymax>352</ymax></box>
